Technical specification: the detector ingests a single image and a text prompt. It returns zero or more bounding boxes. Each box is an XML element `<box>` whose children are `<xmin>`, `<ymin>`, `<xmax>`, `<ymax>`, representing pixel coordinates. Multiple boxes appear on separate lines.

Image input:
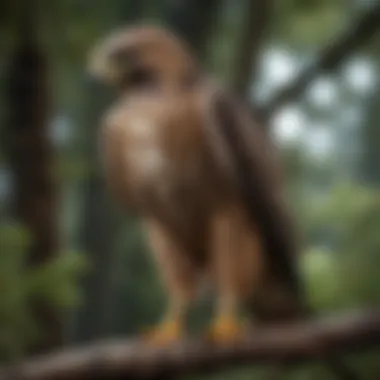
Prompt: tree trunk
<box><xmin>72</xmin><ymin>79</ymin><xmax>123</xmax><ymax>342</ymax></box>
<box><xmin>164</xmin><ymin>0</ymin><xmax>219</xmax><ymax>59</ymax></box>
<box><xmin>230</xmin><ymin>0</ymin><xmax>273</xmax><ymax>97</ymax></box>
<box><xmin>5</xmin><ymin>0</ymin><xmax>61</xmax><ymax>353</ymax></box>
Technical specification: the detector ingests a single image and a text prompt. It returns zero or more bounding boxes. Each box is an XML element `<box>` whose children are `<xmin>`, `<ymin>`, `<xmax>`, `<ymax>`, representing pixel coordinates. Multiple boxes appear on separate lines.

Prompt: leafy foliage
<box><xmin>0</xmin><ymin>223</ymin><xmax>88</xmax><ymax>361</ymax></box>
<box><xmin>302</xmin><ymin>183</ymin><xmax>380</xmax><ymax>311</ymax></box>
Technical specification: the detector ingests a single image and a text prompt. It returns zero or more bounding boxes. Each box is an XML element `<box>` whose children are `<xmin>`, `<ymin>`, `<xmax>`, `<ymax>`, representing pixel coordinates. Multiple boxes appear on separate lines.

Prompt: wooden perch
<box><xmin>1</xmin><ymin>309</ymin><xmax>380</xmax><ymax>380</ymax></box>
<box><xmin>260</xmin><ymin>2</ymin><xmax>380</xmax><ymax>119</ymax></box>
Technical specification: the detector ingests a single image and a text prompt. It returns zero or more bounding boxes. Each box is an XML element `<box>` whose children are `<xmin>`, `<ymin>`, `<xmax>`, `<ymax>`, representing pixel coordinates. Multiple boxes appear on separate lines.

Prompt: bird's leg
<box><xmin>208</xmin><ymin>293</ymin><xmax>246</xmax><ymax>343</ymax></box>
<box><xmin>207</xmin><ymin>205</ymin><xmax>250</xmax><ymax>344</ymax></box>
<box><xmin>143</xmin><ymin>294</ymin><xmax>189</xmax><ymax>344</ymax></box>
<box><xmin>142</xmin><ymin>219</ymin><xmax>196</xmax><ymax>345</ymax></box>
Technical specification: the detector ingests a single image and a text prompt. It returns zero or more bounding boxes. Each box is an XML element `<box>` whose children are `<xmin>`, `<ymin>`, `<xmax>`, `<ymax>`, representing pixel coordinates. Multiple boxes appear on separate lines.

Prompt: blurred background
<box><xmin>1</xmin><ymin>0</ymin><xmax>380</xmax><ymax>378</ymax></box>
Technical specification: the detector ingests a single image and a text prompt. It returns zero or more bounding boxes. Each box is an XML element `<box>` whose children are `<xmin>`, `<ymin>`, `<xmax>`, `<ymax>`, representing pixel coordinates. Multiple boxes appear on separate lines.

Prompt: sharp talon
<box><xmin>141</xmin><ymin>319</ymin><xmax>183</xmax><ymax>346</ymax></box>
<box><xmin>206</xmin><ymin>315</ymin><xmax>246</xmax><ymax>344</ymax></box>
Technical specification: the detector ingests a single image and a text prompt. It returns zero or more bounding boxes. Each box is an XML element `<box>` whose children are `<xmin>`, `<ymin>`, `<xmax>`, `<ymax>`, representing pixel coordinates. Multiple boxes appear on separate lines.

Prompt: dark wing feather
<box><xmin>205</xmin><ymin>90</ymin><xmax>356</xmax><ymax>375</ymax></box>
<box><xmin>206</xmin><ymin>88</ymin><xmax>303</xmax><ymax>307</ymax></box>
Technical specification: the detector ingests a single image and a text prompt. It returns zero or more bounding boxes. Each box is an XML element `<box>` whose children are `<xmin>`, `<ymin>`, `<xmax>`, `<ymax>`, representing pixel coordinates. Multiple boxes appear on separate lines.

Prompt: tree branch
<box><xmin>260</xmin><ymin>2</ymin><xmax>380</xmax><ymax>119</ymax></box>
<box><xmin>231</xmin><ymin>0</ymin><xmax>273</xmax><ymax>97</ymax></box>
<box><xmin>1</xmin><ymin>309</ymin><xmax>380</xmax><ymax>380</ymax></box>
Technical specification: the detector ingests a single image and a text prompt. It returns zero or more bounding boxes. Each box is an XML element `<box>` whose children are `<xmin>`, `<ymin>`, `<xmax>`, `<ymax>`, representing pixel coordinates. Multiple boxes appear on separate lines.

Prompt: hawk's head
<box><xmin>88</xmin><ymin>25</ymin><xmax>199</xmax><ymax>92</ymax></box>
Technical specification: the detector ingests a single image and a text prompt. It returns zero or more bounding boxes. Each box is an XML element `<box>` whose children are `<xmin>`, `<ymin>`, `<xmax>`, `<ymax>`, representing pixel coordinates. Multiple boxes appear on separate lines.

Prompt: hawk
<box><xmin>88</xmin><ymin>25</ymin><xmax>304</xmax><ymax>344</ymax></box>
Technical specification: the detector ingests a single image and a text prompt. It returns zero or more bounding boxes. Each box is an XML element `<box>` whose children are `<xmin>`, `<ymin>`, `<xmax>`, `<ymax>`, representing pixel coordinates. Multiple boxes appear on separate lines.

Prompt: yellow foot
<box><xmin>206</xmin><ymin>315</ymin><xmax>246</xmax><ymax>344</ymax></box>
<box><xmin>142</xmin><ymin>319</ymin><xmax>183</xmax><ymax>346</ymax></box>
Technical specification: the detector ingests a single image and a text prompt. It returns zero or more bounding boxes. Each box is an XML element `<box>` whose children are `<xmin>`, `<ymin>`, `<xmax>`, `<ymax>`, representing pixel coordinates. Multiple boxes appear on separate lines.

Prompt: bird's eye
<box><xmin>122</xmin><ymin>67</ymin><xmax>158</xmax><ymax>89</ymax></box>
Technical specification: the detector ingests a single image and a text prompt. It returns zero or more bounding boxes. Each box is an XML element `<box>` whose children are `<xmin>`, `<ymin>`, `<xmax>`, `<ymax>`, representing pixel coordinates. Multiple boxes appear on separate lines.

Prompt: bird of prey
<box><xmin>88</xmin><ymin>25</ymin><xmax>304</xmax><ymax>344</ymax></box>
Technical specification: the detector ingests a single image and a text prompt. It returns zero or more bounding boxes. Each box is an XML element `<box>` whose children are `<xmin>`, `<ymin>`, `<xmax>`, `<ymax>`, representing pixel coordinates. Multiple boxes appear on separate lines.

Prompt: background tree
<box><xmin>4</xmin><ymin>0</ymin><xmax>61</xmax><ymax>353</ymax></box>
